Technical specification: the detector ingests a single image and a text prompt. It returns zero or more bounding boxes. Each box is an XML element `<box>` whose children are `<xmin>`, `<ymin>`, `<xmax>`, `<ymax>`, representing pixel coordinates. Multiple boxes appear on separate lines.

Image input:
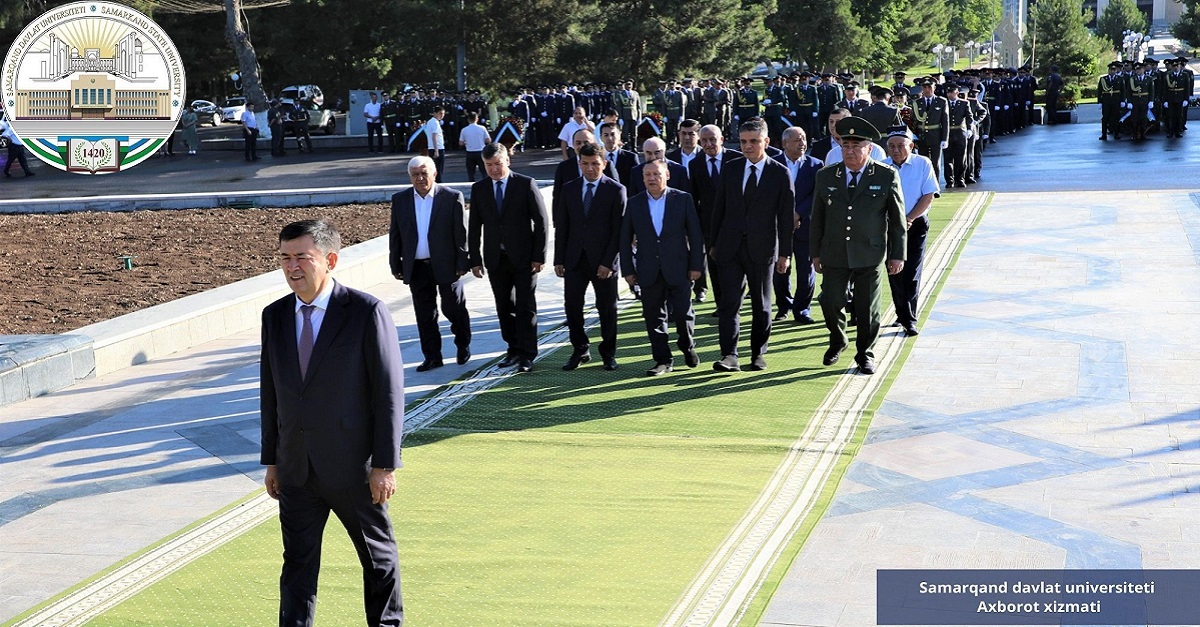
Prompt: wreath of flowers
<box><xmin>498</xmin><ymin>115</ymin><xmax>524</xmax><ymax>134</ymax></box>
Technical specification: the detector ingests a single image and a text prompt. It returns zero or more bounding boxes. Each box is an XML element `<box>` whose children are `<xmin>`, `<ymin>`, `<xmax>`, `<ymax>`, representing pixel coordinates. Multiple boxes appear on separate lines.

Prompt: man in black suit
<box><xmin>469</xmin><ymin>143</ymin><xmax>549</xmax><ymax>373</ymax></box>
<box><xmin>628</xmin><ymin>137</ymin><xmax>691</xmax><ymax>195</ymax></box>
<box><xmin>772</xmin><ymin>126</ymin><xmax>823</xmax><ymax>324</ymax></box>
<box><xmin>389</xmin><ymin>156</ymin><xmax>471</xmax><ymax>372</ymax></box>
<box><xmin>621</xmin><ymin>159</ymin><xmax>706</xmax><ymax>375</ymax></box>
<box><xmin>687</xmin><ymin>124</ymin><xmax>742</xmax><ymax>305</ymax></box>
<box><xmin>708</xmin><ymin>118</ymin><xmax>795</xmax><ymax>372</ymax></box>
<box><xmin>666</xmin><ymin>118</ymin><xmax>703</xmax><ymax>171</ymax></box>
<box><xmin>598</xmin><ymin>121</ymin><xmax>638</xmax><ymax>188</ymax></box>
<box><xmin>553</xmin><ymin>142</ymin><xmax>627</xmax><ymax>371</ymax></box>
<box><xmin>261</xmin><ymin>220</ymin><xmax>405</xmax><ymax>627</ymax></box>
<box><xmin>552</xmin><ymin>127</ymin><xmax>596</xmax><ymax>201</ymax></box>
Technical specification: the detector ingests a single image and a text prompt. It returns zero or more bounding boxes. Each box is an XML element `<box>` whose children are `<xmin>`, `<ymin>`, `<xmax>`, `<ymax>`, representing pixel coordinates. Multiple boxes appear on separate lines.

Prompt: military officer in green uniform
<box><xmin>763</xmin><ymin>76</ymin><xmax>787</xmax><ymax>144</ymax></box>
<box><xmin>734</xmin><ymin>77</ymin><xmax>760</xmax><ymax>127</ymax></box>
<box><xmin>1128</xmin><ymin>61</ymin><xmax>1156</xmax><ymax>141</ymax></box>
<box><xmin>810</xmin><ymin>117</ymin><xmax>906</xmax><ymax>375</ymax></box>
<box><xmin>1162</xmin><ymin>58</ymin><xmax>1191</xmax><ymax>138</ymax></box>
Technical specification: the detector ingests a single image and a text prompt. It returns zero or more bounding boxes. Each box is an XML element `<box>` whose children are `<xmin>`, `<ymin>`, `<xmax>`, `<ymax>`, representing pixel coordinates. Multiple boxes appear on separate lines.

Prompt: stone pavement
<box><xmin>759</xmin><ymin>133</ymin><xmax>1200</xmax><ymax>624</ymax></box>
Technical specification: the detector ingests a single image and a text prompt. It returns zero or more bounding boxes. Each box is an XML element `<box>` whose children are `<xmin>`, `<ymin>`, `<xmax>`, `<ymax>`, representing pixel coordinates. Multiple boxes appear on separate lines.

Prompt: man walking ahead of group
<box><xmin>810</xmin><ymin>117</ymin><xmax>906</xmax><ymax>375</ymax></box>
<box><xmin>260</xmin><ymin>219</ymin><xmax>405</xmax><ymax>627</ymax></box>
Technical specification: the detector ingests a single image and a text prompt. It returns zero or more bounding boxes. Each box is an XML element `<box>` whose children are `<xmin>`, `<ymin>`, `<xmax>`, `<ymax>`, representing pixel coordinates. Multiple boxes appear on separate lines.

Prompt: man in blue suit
<box><xmin>771</xmin><ymin>126</ymin><xmax>823</xmax><ymax>324</ymax></box>
<box><xmin>621</xmin><ymin>159</ymin><xmax>706</xmax><ymax>375</ymax></box>
<box><xmin>261</xmin><ymin>219</ymin><xmax>405</xmax><ymax>627</ymax></box>
<box><xmin>554</xmin><ymin>142</ymin><xmax>627</xmax><ymax>371</ymax></box>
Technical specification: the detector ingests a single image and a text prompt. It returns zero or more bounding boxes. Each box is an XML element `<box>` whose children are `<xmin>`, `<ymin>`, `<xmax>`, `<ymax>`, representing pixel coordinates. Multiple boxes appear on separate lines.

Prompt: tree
<box><xmin>767</xmin><ymin>0</ymin><xmax>867</xmax><ymax>72</ymax></box>
<box><xmin>1024</xmin><ymin>0</ymin><xmax>1105</xmax><ymax>91</ymax></box>
<box><xmin>224</xmin><ymin>0</ymin><xmax>269</xmax><ymax>109</ymax></box>
<box><xmin>1096</xmin><ymin>0</ymin><xmax>1148</xmax><ymax>51</ymax></box>
<box><xmin>1172</xmin><ymin>1</ymin><xmax>1200</xmax><ymax>48</ymax></box>
<box><xmin>946</xmin><ymin>0</ymin><xmax>1001</xmax><ymax>45</ymax></box>
<box><xmin>893</xmin><ymin>0</ymin><xmax>953</xmax><ymax>69</ymax></box>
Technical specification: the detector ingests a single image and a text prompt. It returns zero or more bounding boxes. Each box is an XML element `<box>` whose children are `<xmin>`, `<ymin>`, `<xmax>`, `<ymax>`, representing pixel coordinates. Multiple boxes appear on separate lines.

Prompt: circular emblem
<box><xmin>2</xmin><ymin>2</ymin><xmax>185</xmax><ymax>174</ymax></box>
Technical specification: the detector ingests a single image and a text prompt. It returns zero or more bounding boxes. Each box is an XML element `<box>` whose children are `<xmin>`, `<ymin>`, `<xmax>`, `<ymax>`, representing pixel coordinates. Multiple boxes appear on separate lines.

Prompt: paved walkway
<box><xmin>759</xmin><ymin>130</ymin><xmax>1200</xmax><ymax>623</ymax></box>
<box><xmin>4</xmin><ymin>107</ymin><xmax>1200</xmax><ymax>626</ymax></box>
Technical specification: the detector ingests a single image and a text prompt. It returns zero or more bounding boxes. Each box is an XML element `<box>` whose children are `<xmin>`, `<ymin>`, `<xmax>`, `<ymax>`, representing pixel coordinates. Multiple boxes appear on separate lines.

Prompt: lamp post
<box><xmin>933</xmin><ymin>43</ymin><xmax>945</xmax><ymax>73</ymax></box>
<box><xmin>1122</xmin><ymin>30</ymin><xmax>1149</xmax><ymax>62</ymax></box>
<box><xmin>965</xmin><ymin>41</ymin><xmax>977</xmax><ymax>67</ymax></box>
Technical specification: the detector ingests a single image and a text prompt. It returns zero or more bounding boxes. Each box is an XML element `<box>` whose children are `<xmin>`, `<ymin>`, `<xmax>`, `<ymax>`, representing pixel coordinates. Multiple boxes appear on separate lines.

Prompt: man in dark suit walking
<box><xmin>687</xmin><ymin>124</ymin><xmax>742</xmax><ymax>305</ymax></box>
<box><xmin>772</xmin><ymin>126</ymin><xmax>823</xmax><ymax>324</ymax></box>
<box><xmin>598</xmin><ymin>121</ymin><xmax>638</xmax><ymax>188</ymax></box>
<box><xmin>621</xmin><ymin>159</ymin><xmax>706</xmax><ymax>375</ymax></box>
<box><xmin>708</xmin><ymin>118</ymin><xmax>795</xmax><ymax>372</ymax></box>
<box><xmin>469</xmin><ymin>143</ymin><xmax>549</xmax><ymax>373</ymax></box>
<box><xmin>389</xmin><ymin>156</ymin><xmax>472</xmax><ymax>372</ymax></box>
<box><xmin>261</xmin><ymin>219</ymin><xmax>405</xmax><ymax>627</ymax></box>
<box><xmin>554</xmin><ymin>142</ymin><xmax>627</xmax><ymax>371</ymax></box>
<box><xmin>810</xmin><ymin>118</ymin><xmax>907</xmax><ymax>375</ymax></box>
<box><xmin>628</xmin><ymin>137</ymin><xmax>692</xmax><ymax>196</ymax></box>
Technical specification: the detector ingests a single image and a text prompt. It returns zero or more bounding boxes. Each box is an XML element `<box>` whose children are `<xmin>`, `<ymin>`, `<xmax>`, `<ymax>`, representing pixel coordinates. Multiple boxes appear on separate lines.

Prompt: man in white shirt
<box><xmin>458</xmin><ymin>111</ymin><xmax>491</xmax><ymax>182</ymax></box>
<box><xmin>424</xmin><ymin>106</ymin><xmax>446</xmax><ymax>182</ymax></box>
<box><xmin>363</xmin><ymin>92</ymin><xmax>383</xmax><ymax>153</ymax></box>
<box><xmin>240</xmin><ymin>102</ymin><xmax>260</xmax><ymax>162</ymax></box>
<box><xmin>883</xmin><ymin>127</ymin><xmax>939</xmax><ymax>337</ymax></box>
<box><xmin>557</xmin><ymin>107</ymin><xmax>595</xmax><ymax>161</ymax></box>
<box><xmin>0</xmin><ymin>118</ymin><xmax>34</xmax><ymax>177</ymax></box>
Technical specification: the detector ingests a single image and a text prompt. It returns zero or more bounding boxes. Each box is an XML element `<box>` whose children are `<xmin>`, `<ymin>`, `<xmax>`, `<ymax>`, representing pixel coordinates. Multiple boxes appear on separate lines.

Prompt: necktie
<box><xmin>709</xmin><ymin>156</ymin><xmax>718</xmax><ymax>180</ymax></box>
<box><xmin>848</xmin><ymin>170</ymin><xmax>859</xmax><ymax>191</ymax></box>
<box><xmin>609</xmin><ymin>159</ymin><xmax>618</xmax><ymax>180</ymax></box>
<box><xmin>298</xmin><ymin>304</ymin><xmax>315</xmax><ymax>378</ymax></box>
<box><xmin>745</xmin><ymin>164</ymin><xmax>758</xmax><ymax>196</ymax></box>
<box><xmin>583</xmin><ymin>182</ymin><xmax>594</xmax><ymax>217</ymax></box>
<box><xmin>494</xmin><ymin>180</ymin><xmax>504</xmax><ymax>215</ymax></box>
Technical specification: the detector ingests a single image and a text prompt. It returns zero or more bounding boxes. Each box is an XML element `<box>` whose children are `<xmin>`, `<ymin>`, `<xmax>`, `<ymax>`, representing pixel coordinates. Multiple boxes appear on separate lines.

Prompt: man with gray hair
<box><xmin>628</xmin><ymin>136</ymin><xmax>690</xmax><ymax>196</ymax></box>
<box><xmin>390</xmin><ymin>156</ymin><xmax>472</xmax><ymax>371</ymax></box>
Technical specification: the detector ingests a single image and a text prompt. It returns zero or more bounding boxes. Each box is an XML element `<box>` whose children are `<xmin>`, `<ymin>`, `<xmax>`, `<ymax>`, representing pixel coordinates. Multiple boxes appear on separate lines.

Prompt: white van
<box><xmin>278</xmin><ymin>85</ymin><xmax>324</xmax><ymax>106</ymax></box>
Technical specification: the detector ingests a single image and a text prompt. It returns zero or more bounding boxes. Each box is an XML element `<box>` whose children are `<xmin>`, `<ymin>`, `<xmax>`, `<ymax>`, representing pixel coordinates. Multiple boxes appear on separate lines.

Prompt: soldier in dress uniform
<box><xmin>684</xmin><ymin>78</ymin><xmax>703</xmax><ymax>121</ymax></box>
<box><xmin>1178</xmin><ymin>56</ymin><xmax>1194</xmax><ymax>131</ymax></box>
<box><xmin>715</xmin><ymin>78</ymin><xmax>734</xmax><ymax>135</ymax></box>
<box><xmin>614</xmin><ymin>80</ymin><xmax>642</xmax><ymax>147</ymax></box>
<box><xmin>1098</xmin><ymin>62</ymin><xmax>1125</xmax><ymax>141</ymax></box>
<box><xmin>966</xmin><ymin>87</ymin><xmax>988</xmax><ymax>182</ymax></box>
<box><xmin>791</xmin><ymin>71</ymin><xmax>820</xmax><ymax>142</ymax></box>
<box><xmin>943</xmin><ymin>86</ymin><xmax>973</xmax><ymax>188</ymax></box>
<box><xmin>912</xmin><ymin>78</ymin><xmax>949</xmax><ymax>182</ymax></box>
<box><xmin>734</xmin><ymin>77</ymin><xmax>760</xmax><ymax>128</ymax></box>
<box><xmin>1162</xmin><ymin>57</ymin><xmax>1191</xmax><ymax>138</ymax></box>
<box><xmin>891</xmin><ymin>71</ymin><xmax>913</xmax><ymax>98</ymax></box>
<box><xmin>763</xmin><ymin>75</ymin><xmax>787</xmax><ymax>145</ymax></box>
<box><xmin>816</xmin><ymin>73</ymin><xmax>843</xmax><ymax>138</ymax></box>
<box><xmin>1128</xmin><ymin>61</ymin><xmax>1156</xmax><ymax>141</ymax></box>
<box><xmin>837</xmin><ymin>82</ymin><xmax>866</xmax><ymax>115</ymax></box>
<box><xmin>664</xmin><ymin>79</ymin><xmax>688</xmax><ymax>144</ymax></box>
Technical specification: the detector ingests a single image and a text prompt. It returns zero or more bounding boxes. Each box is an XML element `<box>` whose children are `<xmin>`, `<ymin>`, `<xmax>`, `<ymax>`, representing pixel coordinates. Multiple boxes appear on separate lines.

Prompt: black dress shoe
<box><xmin>902</xmin><ymin>324</ymin><xmax>920</xmax><ymax>337</ymax></box>
<box><xmin>795</xmin><ymin>313</ymin><xmax>816</xmax><ymax>324</ymax></box>
<box><xmin>517</xmin><ymin>359</ymin><xmax>533</xmax><ymax>373</ymax></box>
<box><xmin>683</xmin><ymin>349</ymin><xmax>700</xmax><ymax>368</ymax></box>
<box><xmin>563</xmin><ymin>351</ymin><xmax>592</xmax><ymax>371</ymax></box>
<box><xmin>498</xmin><ymin>354</ymin><xmax>520</xmax><ymax>368</ymax></box>
<box><xmin>646</xmin><ymin>363</ymin><xmax>672</xmax><ymax>376</ymax></box>
<box><xmin>749</xmin><ymin>355</ymin><xmax>767</xmax><ymax>371</ymax></box>
<box><xmin>712</xmin><ymin>355</ymin><xmax>740</xmax><ymax>372</ymax></box>
<box><xmin>456</xmin><ymin>347</ymin><xmax>471</xmax><ymax>365</ymax></box>
<box><xmin>856</xmin><ymin>356</ymin><xmax>876</xmax><ymax>375</ymax></box>
<box><xmin>416</xmin><ymin>359</ymin><xmax>444</xmax><ymax>372</ymax></box>
<box><xmin>603</xmin><ymin>358</ymin><xmax>618</xmax><ymax>371</ymax></box>
<box><xmin>823</xmin><ymin>345</ymin><xmax>846</xmax><ymax>366</ymax></box>
<box><xmin>773</xmin><ymin>311</ymin><xmax>789</xmax><ymax>322</ymax></box>
<box><xmin>693</xmin><ymin>291</ymin><xmax>707</xmax><ymax>303</ymax></box>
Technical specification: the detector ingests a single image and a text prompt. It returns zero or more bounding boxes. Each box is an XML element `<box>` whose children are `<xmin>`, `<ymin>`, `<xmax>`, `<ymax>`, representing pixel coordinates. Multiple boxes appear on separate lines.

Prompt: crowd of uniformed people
<box><xmin>1098</xmin><ymin>56</ymin><xmax>1194</xmax><ymax>141</ymax></box>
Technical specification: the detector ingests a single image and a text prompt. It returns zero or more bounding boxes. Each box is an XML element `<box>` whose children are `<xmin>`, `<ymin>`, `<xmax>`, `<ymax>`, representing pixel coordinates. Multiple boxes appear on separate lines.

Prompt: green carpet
<box><xmin>23</xmin><ymin>192</ymin><xmax>979</xmax><ymax>627</ymax></box>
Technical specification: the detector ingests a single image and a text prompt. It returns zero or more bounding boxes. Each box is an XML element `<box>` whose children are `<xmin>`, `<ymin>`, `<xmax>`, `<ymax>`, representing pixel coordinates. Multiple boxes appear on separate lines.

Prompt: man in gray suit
<box><xmin>390</xmin><ymin>156</ymin><xmax>472</xmax><ymax>372</ymax></box>
<box><xmin>621</xmin><ymin>159</ymin><xmax>706</xmax><ymax>375</ymax></box>
<box><xmin>261</xmin><ymin>219</ymin><xmax>405</xmax><ymax>627</ymax></box>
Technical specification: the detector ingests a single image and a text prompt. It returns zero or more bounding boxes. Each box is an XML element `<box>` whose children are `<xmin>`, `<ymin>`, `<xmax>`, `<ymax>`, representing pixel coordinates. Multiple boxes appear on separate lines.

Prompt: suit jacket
<box><xmin>468</xmin><ymin>172</ymin><xmax>549</xmax><ymax>270</ymax></box>
<box><xmin>629</xmin><ymin>159</ymin><xmax>692</xmax><ymax>196</ymax></box>
<box><xmin>837</xmin><ymin>98</ymin><xmax>866</xmax><ymax>115</ymax></box>
<box><xmin>808</xmin><ymin>136</ymin><xmax>834</xmax><ymax>163</ymax></box>
<box><xmin>687</xmin><ymin>149</ymin><xmax>743</xmax><ymax>235</ymax></box>
<box><xmin>553</xmin><ymin>175</ymin><xmax>627</xmax><ymax>272</ymax></box>
<box><xmin>708</xmin><ymin>156</ymin><xmax>795</xmax><ymax>264</ymax></box>
<box><xmin>388</xmin><ymin>186</ymin><xmax>468</xmax><ymax>285</ymax></box>
<box><xmin>260</xmin><ymin>282</ymin><xmax>405</xmax><ymax>488</ymax></box>
<box><xmin>621</xmin><ymin>188</ymin><xmax>705</xmax><ymax>286</ymax></box>
<box><xmin>666</xmin><ymin>146</ymin><xmax>702</xmax><ymax>173</ymax></box>
<box><xmin>773</xmin><ymin>153</ymin><xmax>823</xmax><ymax>242</ymax></box>
<box><xmin>914</xmin><ymin>95</ymin><xmax>950</xmax><ymax>143</ymax></box>
<box><xmin>552</xmin><ymin>156</ymin><xmax>581</xmax><ymax>201</ymax></box>
<box><xmin>605</xmin><ymin>149</ymin><xmax>638</xmax><ymax>188</ymax></box>
<box><xmin>810</xmin><ymin>160</ymin><xmax>906</xmax><ymax>269</ymax></box>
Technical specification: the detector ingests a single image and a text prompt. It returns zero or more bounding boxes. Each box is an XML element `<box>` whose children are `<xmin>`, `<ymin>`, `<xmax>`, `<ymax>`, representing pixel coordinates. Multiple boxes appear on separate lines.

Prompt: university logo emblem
<box><xmin>2</xmin><ymin>2</ymin><xmax>185</xmax><ymax>174</ymax></box>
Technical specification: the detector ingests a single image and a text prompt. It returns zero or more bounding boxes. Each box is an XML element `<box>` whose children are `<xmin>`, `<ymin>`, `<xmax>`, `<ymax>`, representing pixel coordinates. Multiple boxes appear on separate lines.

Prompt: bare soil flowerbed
<box><xmin>1</xmin><ymin>204</ymin><xmax>392</xmax><ymax>335</ymax></box>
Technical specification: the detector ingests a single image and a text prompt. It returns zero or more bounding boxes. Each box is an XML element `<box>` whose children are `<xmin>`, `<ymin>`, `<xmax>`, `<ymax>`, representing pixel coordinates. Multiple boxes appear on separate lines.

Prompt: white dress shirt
<box><xmin>647</xmin><ymin>191</ymin><xmax>666</xmax><ymax>236</ymax></box>
<box><xmin>741</xmin><ymin>155</ymin><xmax>767</xmax><ymax>192</ymax></box>
<box><xmin>414</xmin><ymin>186</ymin><xmax>436</xmax><ymax>259</ymax></box>
<box><xmin>884</xmin><ymin>154</ymin><xmax>938</xmax><ymax>213</ymax></box>
<box><xmin>295</xmin><ymin>278</ymin><xmax>336</xmax><ymax>344</ymax></box>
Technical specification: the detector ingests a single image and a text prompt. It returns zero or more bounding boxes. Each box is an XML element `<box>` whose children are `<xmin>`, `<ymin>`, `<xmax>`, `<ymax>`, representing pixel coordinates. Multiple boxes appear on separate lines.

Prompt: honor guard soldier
<box><xmin>763</xmin><ymin>75</ymin><xmax>787</xmax><ymax>144</ymax></box>
<box><xmin>715</xmin><ymin>79</ymin><xmax>734</xmax><ymax>134</ymax></box>
<box><xmin>702</xmin><ymin>79</ymin><xmax>720</xmax><ymax>126</ymax></box>
<box><xmin>1163</xmin><ymin>58</ymin><xmax>1191</xmax><ymax>138</ymax></box>
<box><xmin>816</xmin><ymin>73</ymin><xmax>843</xmax><ymax>138</ymax></box>
<box><xmin>913</xmin><ymin>78</ymin><xmax>949</xmax><ymax>181</ymax></box>
<box><xmin>614</xmin><ymin>80</ymin><xmax>642</xmax><ymax>147</ymax></box>
<box><xmin>837</xmin><ymin>82</ymin><xmax>866</xmax><ymax>115</ymax></box>
<box><xmin>966</xmin><ymin>87</ymin><xmax>988</xmax><ymax>182</ymax></box>
<box><xmin>664</xmin><ymin>79</ymin><xmax>688</xmax><ymax>144</ymax></box>
<box><xmin>734</xmin><ymin>77</ymin><xmax>760</xmax><ymax>127</ymax></box>
<box><xmin>791</xmin><ymin>71</ymin><xmax>820</xmax><ymax>141</ymax></box>
<box><xmin>943</xmin><ymin>86</ymin><xmax>972</xmax><ymax>188</ymax></box>
<box><xmin>1098</xmin><ymin>62</ymin><xmax>1125</xmax><ymax>140</ymax></box>
<box><xmin>891</xmin><ymin>71</ymin><xmax>913</xmax><ymax>98</ymax></box>
<box><xmin>1128</xmin><ymin>62</ymin><xmax>1156</xmax><ymax>141</ymax></box>
<box><xmin>684</xmin><ymin>78</ymin><xmax>703</xmax><ymax>121</ymax></box>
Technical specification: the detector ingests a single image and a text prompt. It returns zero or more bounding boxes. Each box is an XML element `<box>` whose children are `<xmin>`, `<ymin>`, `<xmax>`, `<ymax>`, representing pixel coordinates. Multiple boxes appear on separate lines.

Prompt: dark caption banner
<box><xmin>877</xmin><ymin>569</ymin><xmax>1200</xmax><ymax>625</ymax></box>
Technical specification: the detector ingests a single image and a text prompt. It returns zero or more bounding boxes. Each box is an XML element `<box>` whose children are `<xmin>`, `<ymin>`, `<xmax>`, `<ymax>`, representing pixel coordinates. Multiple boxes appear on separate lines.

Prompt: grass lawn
<box><xmin>23</xmin><ymin>192</ymin><xmax>978</xmax><ymax>627</ymax></box>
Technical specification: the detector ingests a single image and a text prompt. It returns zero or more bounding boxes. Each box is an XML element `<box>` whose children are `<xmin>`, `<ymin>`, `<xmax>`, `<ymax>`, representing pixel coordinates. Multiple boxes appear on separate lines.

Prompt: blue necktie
<box><xmin>583</xmin><ymin>182</ymin><xmax>594</xmax><ymax>218</ymax></box>
<box><xmin>494</xmin><ymin>180</ymin><xmax>504</xmax><ymax>215</ymax></box>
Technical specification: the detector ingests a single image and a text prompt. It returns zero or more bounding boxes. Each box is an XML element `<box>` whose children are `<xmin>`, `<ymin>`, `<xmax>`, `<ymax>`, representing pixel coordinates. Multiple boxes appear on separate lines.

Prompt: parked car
<box><xmin>301</xmin><ymin>100</ymin><xmax>337</xmax><ymax>135</ymax></box>
<box><xmin>190</xmin><ymin>99</ymin><xmax>221</xmax><ymax>126</ymax></box>
<box><xmin>220</xmin><ymin>96</ymin><xmax>247</xmax><ymax>123</ymax></box>
<box><xmin>278</xmin><ymin>85</ymin><xmax>324</xmax><ymax>107</ymax></box>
